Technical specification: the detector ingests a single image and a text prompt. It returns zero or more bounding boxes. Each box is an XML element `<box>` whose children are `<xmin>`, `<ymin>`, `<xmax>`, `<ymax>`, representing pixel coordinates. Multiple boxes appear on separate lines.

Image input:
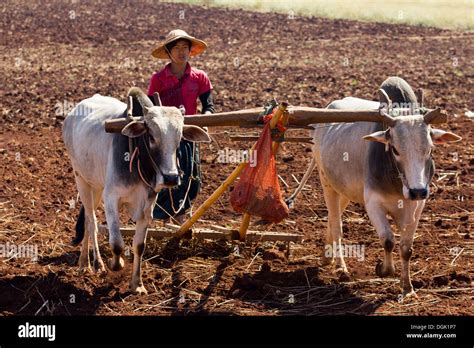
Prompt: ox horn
<box><xmin>126</xmin><ymin>96</ymin><xmax>134</xmax><ymax>122</ymax></box>
<box><xmin>378</xmin><ymin>89</ymin><xmax>392</xmax><ymax>112</ymax></box>
<box><xmin>153</xmin><ymin>92</ymin><xmax>162</xmax><ymax>107</ymax></box>
<box><xmin>423</xmin><ymin>108</ymin><xmax>446</xmax><ymax>124</ymax></box>
<box><xmin>378</xmin><ymin>89</ymin><xmax>396</xmax><ymax>127</ymax></box>
<box><xmin>127</xmin><ymin>87</ymin><xmax>153</xmax><ymax>118</ymax></box>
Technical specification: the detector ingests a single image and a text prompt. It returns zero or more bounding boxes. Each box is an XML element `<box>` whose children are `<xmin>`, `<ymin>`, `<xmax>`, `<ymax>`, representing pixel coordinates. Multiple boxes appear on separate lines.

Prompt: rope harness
<box><xmin>128</xmin><ymin>135</ymin><xmax>162</xmax><ymax>189</ymax></box>
<box><xmin>127</xmin><ymin>133</ymin><xmax>197</xmax><ymax>223</ymax></box>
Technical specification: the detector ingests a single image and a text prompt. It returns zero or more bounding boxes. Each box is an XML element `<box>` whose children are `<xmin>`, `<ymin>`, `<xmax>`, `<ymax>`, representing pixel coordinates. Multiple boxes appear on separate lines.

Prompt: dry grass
<box><xmin>180</xmin><ymin>0</ymin><xmax>474</xmax><ymax>30</ymax></box>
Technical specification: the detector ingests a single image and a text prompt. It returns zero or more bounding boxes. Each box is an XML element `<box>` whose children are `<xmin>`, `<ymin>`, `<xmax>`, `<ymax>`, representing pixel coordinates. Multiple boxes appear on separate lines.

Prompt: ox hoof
<box><xmin>402</xmin><ymin>287</ymin><xmax>417</xmax><ymax>298</ymax></box>
<box><xmin>93</xmin><ymin>259</ymin><xmax>107</xmax><ymax>274</ymax></box>
<box><xmin>108</xmin><ymin>257</ymin><xmax>125</xmax><ymax>272</ymax></box>
<box><xmin>335</xmin><ymin>262</ymin><xmax>348</xmax><ymax>273</ymax></box>
<box><xmin>375</xmin><ymin>262</ymin><xmax>395</xmax><ymax>277</ymax></box>
<box><xmin>78</xmin><ymin>258</ymin><xmax>91</xmax><ymax>274</ymax></box>
<box><xmin>130</xmin><ymin>283</ymin><xmax>148</xmax><ymax>295</ymax></box>
<box><xmin>78</xmin><ymin>266</ymin><xmax>92</xmax><ymax>274</ymax></box>
<box><xmin>337</xmin><ymin>270</ymin><xmax>351</xmax><ymax>282</ymax></box>
<box><xmin>321</xmin><ymin>255</ymin><xmax>334</xmax><ymax>267</ymax></box>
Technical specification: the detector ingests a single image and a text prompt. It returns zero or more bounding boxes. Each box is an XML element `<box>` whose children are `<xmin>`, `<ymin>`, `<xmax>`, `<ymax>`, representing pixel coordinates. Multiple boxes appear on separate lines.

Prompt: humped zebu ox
<box><xmin>286</xmin><ymin>77</ymin><xmax>461</xmax><ymax>296</ymax></box>
<box><xmin>62</xmin><ymin>87</ymin><xmax>210</xmax><ymax>294</ymax></box>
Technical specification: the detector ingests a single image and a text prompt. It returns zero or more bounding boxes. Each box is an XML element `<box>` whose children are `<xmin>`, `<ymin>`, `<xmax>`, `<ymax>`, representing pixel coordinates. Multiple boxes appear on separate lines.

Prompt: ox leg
<box><xmin>75</xmin><ymin>176</ymin><xmax>93</xmax><ymax>273</ymax></box>
<box><xmin>104</xmin><ymin>196</ymin><xmax>125</xmax><ymax>272</ymax></box>
<box><xmin>129</xmin><ymin>214</ymin><xmax>150</xmax><ymax>295</ymax></box>
<box><xmin>285</xmin><ymin>157</ymin><xmax>317</xmax><ymax>207</ymax></box>
<box><xmin>397</xmin><ymin>200</ymin><xmax>424</xmax><ymax>297</ymax></box>
<box><xmin>365</xmin><ymin>200</ymin><xmax>395</xmax><ymax>277</ymax></box>
<box><xmin>90</xmin><ymin>189</ymin><xmax>105</xmax><ymax>273</ymax></box>
<box><xmin>321</xmin><ymin>177</ymin><xmax>348</xmax><ymax>273</ymax></box>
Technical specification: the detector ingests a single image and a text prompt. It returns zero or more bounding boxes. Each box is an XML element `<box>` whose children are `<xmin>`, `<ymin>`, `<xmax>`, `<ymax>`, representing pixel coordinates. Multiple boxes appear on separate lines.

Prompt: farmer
<box><xmin>147</xmin><ymin>29</ymin><xmax>214</xmax><ymax>224</ymax></box>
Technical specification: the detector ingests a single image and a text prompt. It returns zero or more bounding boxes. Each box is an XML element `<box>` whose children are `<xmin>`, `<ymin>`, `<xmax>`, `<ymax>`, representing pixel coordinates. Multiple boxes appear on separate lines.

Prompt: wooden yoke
<box><xmin>104</xmin><ymin>106</ymin><xmax>447</xmax><ymax>133</ymax></box>
<box><xmin>174</xmin><ymin>103</ymin><xmax>288</xmax><ymax>238</ymax></box>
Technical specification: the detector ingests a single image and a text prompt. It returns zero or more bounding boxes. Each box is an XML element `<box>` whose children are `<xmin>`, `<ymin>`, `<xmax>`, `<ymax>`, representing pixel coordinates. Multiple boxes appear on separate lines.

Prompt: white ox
<box><xmin>62</xmin><ymin>87</ymin><xmax>210</xmax><ymax>294</ymax></box>
<box><xmin>287</xmin><ymin>77</ymin><xmax>461</xmax><ymax>296</ymax></box>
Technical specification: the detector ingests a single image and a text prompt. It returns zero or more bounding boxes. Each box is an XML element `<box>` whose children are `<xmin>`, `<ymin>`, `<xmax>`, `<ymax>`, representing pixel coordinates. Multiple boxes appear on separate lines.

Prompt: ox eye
<box><xmin>391</xmin><ymin>146</ymin><xmax>400</xmax><ymax>156</ymax></box>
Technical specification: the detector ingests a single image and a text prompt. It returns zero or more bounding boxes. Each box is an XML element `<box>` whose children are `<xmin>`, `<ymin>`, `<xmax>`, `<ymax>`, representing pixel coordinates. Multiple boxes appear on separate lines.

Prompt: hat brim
<box><xmin>152</xmin><ymin>35</ymin><xmax>207</xmax><ymax>59</ymax></box>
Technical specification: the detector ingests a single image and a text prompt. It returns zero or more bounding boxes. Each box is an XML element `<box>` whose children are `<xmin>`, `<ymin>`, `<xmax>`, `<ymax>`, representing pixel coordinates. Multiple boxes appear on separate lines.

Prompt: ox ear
<box><xmin>362</xmin><ymin>130</ymin><xmax>389</xmax><ymax>144</ymax></box>
<box><xmin>182</xmin><ymin>125</ymin><xmax>211</xmax><ymax>143</ymax></box>
<box><xmin>430</xmin><ymin>129</ymin><xmax>462</xmax><ymax>144</ymax></box>
<box><xmin>121</xmin><ymin>121</ymin><xmax>147</xmax><ymax>138</ymax></box>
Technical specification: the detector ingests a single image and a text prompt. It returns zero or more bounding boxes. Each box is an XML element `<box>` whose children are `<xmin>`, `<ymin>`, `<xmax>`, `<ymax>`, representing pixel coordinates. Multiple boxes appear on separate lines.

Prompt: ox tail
<box><xmin>71</xmin><ymin>205</ymin><xmax>85</xmax><ymax>246</ymax></box>
<box><xmin>285</xmin><ymin>157</ymin><xmax>317</xmax><ymax>208</ymax></box>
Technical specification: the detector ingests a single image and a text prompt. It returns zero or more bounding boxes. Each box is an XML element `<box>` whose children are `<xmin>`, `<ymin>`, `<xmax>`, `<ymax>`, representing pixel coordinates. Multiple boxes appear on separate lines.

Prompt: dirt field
<box><xmin>0</xmin><ymin>0</ymin><xmax>472</xmax><ymax>316</ymax></box>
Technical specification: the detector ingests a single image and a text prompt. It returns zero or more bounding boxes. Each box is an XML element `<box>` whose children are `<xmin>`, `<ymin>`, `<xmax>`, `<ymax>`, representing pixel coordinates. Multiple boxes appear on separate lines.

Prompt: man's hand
<box><xmin>203</xmin><ymin>111</ymin><xmax>212</xmax><ymax>132</ymax></box>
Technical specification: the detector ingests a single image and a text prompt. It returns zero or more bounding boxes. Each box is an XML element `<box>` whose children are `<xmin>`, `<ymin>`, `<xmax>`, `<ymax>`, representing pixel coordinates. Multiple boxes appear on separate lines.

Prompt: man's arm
<box><xmin>199</xmin><ymin>90</ymin><xmax>215</xmax><ymax>115</ymax></box>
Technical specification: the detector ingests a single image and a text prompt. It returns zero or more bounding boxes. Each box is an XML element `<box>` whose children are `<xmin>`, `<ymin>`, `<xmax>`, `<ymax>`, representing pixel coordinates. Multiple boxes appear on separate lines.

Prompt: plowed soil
<box><xmin>0</xmin><ymin>0</ymin><xmax>472</xmax><ymax>316</ymax></box>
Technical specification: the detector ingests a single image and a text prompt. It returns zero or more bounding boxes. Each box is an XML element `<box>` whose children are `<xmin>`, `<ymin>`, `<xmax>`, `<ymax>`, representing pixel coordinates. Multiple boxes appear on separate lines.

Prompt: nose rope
<box><xmin>137</xmin><ymin>157</ymin><xmax>154</xmax><ymax>189</ymax></box>
<box><xmin>128</xmin><ymin>143</ymin><xmax>154</xmax><ymax>189</ymax></box>
<box><xmin>412</xmin><ymin>200</ymin><xmax>420</xmax><ymax>223</ymax></box>
<box><xmin>129</xmin><ymin>147</ymin><xmax>139</xmax><ymax>173</ymax></box>
<box><xmin>128</xmin><ymin>131</ymin><xmax>197</xmax><ymax>219</ymax></box>
<box><xmin>128</xmin><ymin>135</ymin><xmax>180</xmax><ymax>190</ymax></box>
<box><xmin>388</xmin><ymin>144</ymin><xmax>409</xmax><ymax>188</ymax></box>
<box><xmin>143</xmin><ymin>134</ymin><xmax>165</xmax><ymax>177</ymax></box>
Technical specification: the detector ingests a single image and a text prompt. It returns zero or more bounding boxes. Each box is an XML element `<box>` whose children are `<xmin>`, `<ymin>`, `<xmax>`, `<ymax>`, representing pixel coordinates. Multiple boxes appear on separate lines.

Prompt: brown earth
<box><xmin>0</xmin><ymin>0</ymin><xmax>473</xmax><ymax>316</ymax></box>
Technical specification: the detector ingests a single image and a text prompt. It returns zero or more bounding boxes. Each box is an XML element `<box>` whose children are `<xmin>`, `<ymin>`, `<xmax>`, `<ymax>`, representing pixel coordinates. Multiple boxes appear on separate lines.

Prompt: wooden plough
<box><xmin>102</xmin><ymin>94</ymin><xmax>447</xmax><ymax>254</ymax></box>
<box><xmin>98</xmin><ymin>223</ymin><xmax>301</xmax><ymax>243</ymax></box>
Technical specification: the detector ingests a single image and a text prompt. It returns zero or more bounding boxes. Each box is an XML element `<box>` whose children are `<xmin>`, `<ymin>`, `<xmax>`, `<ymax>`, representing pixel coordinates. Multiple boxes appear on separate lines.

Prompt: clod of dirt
<box><xmin>338</xmin><ymin>272</ymin><xmax>351</xmax><ymax>282</ymax></box>
<box><xmin>231</xmin><ymin>289</ymin><xmax>242</xmax><ymax>297</ymax></box>
<box><xmin>262</xmin><ymin>249</ymin><xmax>286</xmax><ymax>261</ymax></box>
<box><xmin>260</xmin><ymin>262</ymin><xmax>271</xmax><ymax>273</ymax></box>
<box><xmin>433</xmin><ymin>275</ymin><xmax>449</xmax><ymax>287</ymax></box>
<box><xmin>449</xmin><ymin>271</ymin><xmax>471</xmax><ymax>283</ymax></box>
<box><xmin>238</xmin><ymin>274</ymin><xmax>264</xmax><ymax>291</ymax></box>
<box><xmin>411</xmin><ymin>279</ymin><xmax>426</xmax><ymax>289</ymax></box>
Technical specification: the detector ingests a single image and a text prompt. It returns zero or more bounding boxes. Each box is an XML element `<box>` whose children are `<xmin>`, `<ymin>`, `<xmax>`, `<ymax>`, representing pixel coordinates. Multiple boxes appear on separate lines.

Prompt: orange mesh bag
<box><xmin>230</xmin><ymin>121</ymin><xmax>289</xmax><ymax>223</ymax></box>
